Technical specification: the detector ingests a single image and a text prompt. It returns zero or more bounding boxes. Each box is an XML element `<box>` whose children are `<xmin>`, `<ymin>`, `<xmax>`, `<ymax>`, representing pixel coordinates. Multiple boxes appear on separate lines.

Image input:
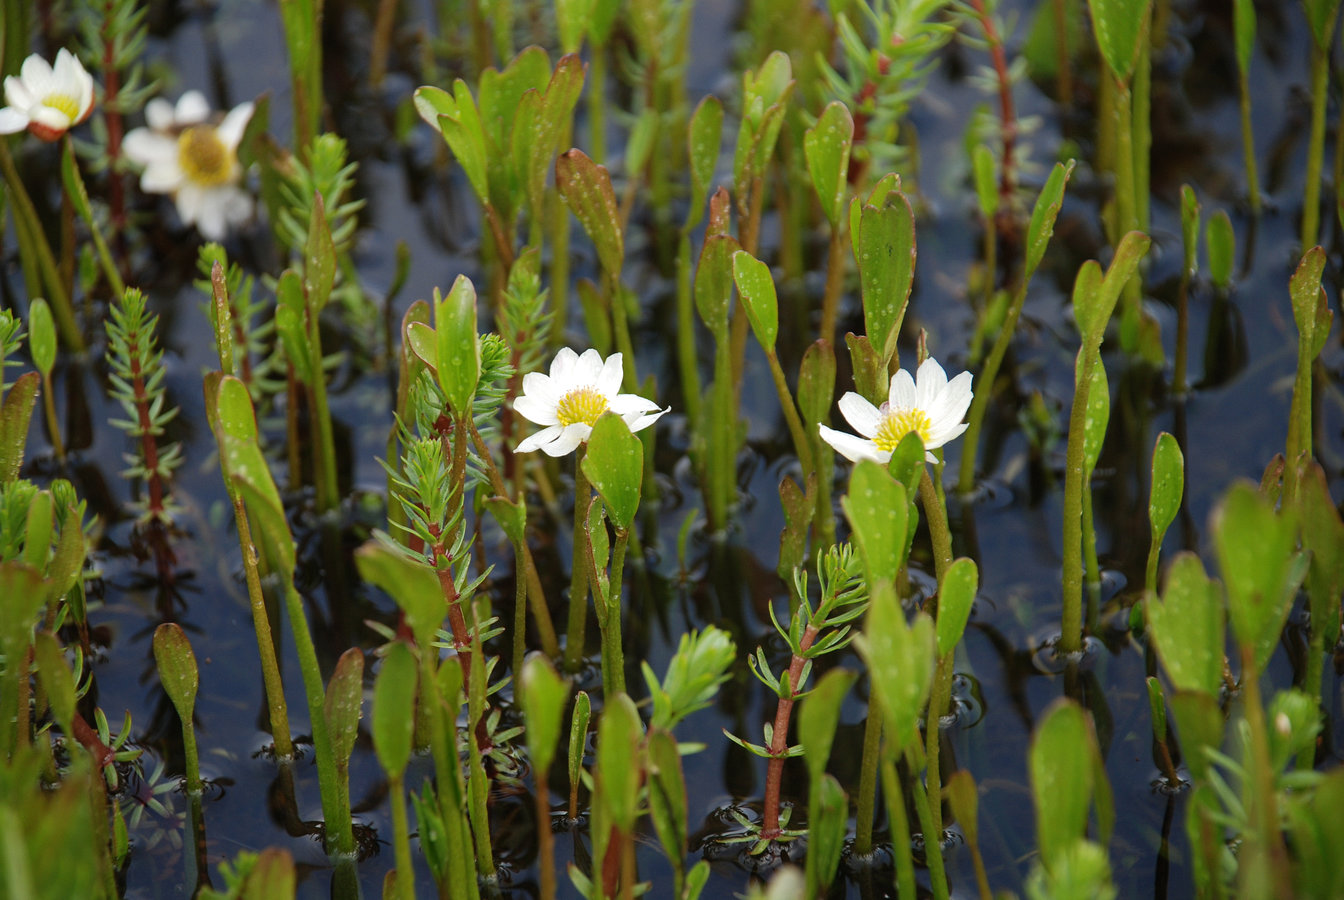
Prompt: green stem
<box><xmin>549</xmin><ymin>188</ymin><xmax>572</xmax><ymax>348</ymax></box>
<box><xmin>820</xmin><ymin>222</ymin><xmax>845</xmax><ymax>345</ymax></box>
<box><xmin>958</xmin><ymin>277</ymin><xmax>1029</xmax><ymax>495</ymax></box>
<box><xmin>180</xmin><ymin>708</ymin><xmax>202</xmax><ymax>797</ymax></box>
<box><xmin>607</xmin><ymin>272</ymin><xmax>636</xmax><ymax>391</ymax></box>
<box><xmin>305</xmin><ymin>318</ymin><xmax>340</xmax><ymax>515</ymax></box>
<box><xmin>588</xmin><ymin>45</ymin><xmax>607</xmax><ymax>165</ymax></box>
<box><xmin>535</xmin><ymin>773</ymin><xmax>557</xmax><ymax>900</ymax></box>
<box><xmin>0</xmin><ymin>140</ymin><xmax>83</xmax><ymax>351</ymax></box>
<box><xmin>764</xmin><ymin>348</ymin><xmax>814</xmax><ymax>476</ymax></box>
<box><xmin>906</xmin><ymin>743</ymin><xmax>949</xmax><ymax>900</ymax></box>
<box><xmin>853</xmin><ymin>704</ymin><xmax>883</xmax><ymax>855</ymax></box>
<box><xmin>39</xmin><ymin>373</ymin><xmax>65</xmax><ymax>463</ymax></box>
<box><xmin>1082</xmin><ymin>483</ymin><xmax>1101</xmax><ymax>631</ymax></box>
<box><xmin>1301</xmin><ymin>41</ymin><xmax>1330</xmax><ymax>249</ymax></box>
<box><xmin>564</xmin><ymin>454</ymin><xmax>591</xmax><ymax>672</ymax></box>
<box><xmin>1238</xmin><ymin>645</ymin><xmax>1287</xmax><ymax>894</ymax></box>
<box><xmin>919</xmin><ymin>469</ymin><xmax>953</xmax><ymax>585</ymax></box>
<box><xmin>600</xmin><ymin>529</ymin><xmax>629</xmax><ymax>696</ymax></box>
<box><xmin>281</xmin><ymin>583</ymin><xmax>352</xmax><ymax>856</ymax></box>
<box><xmin>1133</xmin><ymin>19</ymin><xmax>1151</xmax><ymax>236</ymax></box>
<box><xmin>233</xmin><ymin>497</ymin><xmax>294</xmax><ymax>758</ymax></box>
<box><xmin>61</xmin><ymin>136</ymin><xmax>125</xmax><ymax>298</ymax></box>
<box><xmin>1238</xmin><ymin>70</ymin><xmax>1261</xmax><ymax>214</ymax></box>
<box><xmin>706</xmin><ymin>329</ymin><xmax>735</xmax><ymax>531</ymax></box>
<box><xmin>676</xmin><ymin>232</ymin><xmax>702</xmax><ymax>423</ymax></box>
<box><xmin>1174</xmin><ymin>266</ymin><xmax>1190</xmax><ymax>395</ymax></box>
<box><xmin>882</xmin><ymin>752</ymin><xmax>917</xmax><ymax>900</ymax></box>
<box><xmin>1060</xmin><ymin>355</ymin><xmax>1096</xmax><ymax>655</ymax></box>
<box><xmin>389</xmin><ymin>773</ymin><xmax>414</xmax><ymax>900</ymax></box>
<box><xmin>1111</xmin><ymin>80</ymin><xmax>1141</xmax><ymax>351</ymax></box>
<box><xmin>466</xmin><ymin>642</ymin><xmax>496</xmax><ymax>878</ymax></box>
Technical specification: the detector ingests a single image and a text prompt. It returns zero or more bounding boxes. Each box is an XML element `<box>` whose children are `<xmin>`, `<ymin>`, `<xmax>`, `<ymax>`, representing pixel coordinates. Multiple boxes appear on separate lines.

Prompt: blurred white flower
<box><xmin>819</xmin><ymin>357</ymin><xmax>973</xmax><ymax>464</ymax></box>
<box><xmin>123</xmin><ymin>91</ymin><xmax>254</xmax><ymax>240</ymax></box>
<box><xmin>0</xmin><ymin>49</ymin><xmax>95</xmax><ymax>141</ymax></box>
<box><xmin>514</xmin><ymin>348</ymin><xmax>667</xmax><ymax>457</ymax></box>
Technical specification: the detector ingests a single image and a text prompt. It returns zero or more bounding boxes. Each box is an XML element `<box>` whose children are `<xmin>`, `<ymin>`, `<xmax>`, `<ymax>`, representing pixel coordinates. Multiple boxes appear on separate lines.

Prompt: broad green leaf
<box><xmin>798</xmin><ymin>339</ymin><xmax>836</xmax><ymax>428</ymax></box>
<box><xmin>1213</xmin><ymin>481</ymin><xmax>1303</xmax><ymax>676</ymax></box>
<box><xmin>1297</xmin><ymin>463</ymin><xmax>1344</xmax><ymax>649</ymax></box>
<box><xmin>645</xmin><ymin>728</ymin><xmax>689</xmax><ymax>881</ymax></box>
<box><xmin>804</xmin><ymin>774</ymin><xmax>847</xmax><ymax>897</ymax></box>
<box><xmin>556</xmin><ymin>149</ymin><xmax>623</xmax><ymax>278</ymax></box>
<box><xmin>34</xmin><ymin>631</ymin><xmax>75</xmax><ymax>738</ymax></box>
<box><xmin>215</xmin><ymin>377</ymin><xmax>295</xmax><ymax>576</ymax></box>
<box><xmin>1148</xmin><ymin>432</ymin><xmax>1183</xmax><ymax>548</ymax></box>
<box><xmin>804</xmin><ymin>101</ymin><xmax>853</xmax><ymax>226</ymax></box>
<box><xmin>777</xmin><ymin>474</ymin><xmax>815</xmax><ymax>581</ymax></box>
<box><xmin>842</xmin><ymin>460</ymin><xmax>909</xmax><ymax>585</ymax></box>
<box><xmin>1206</xmin><ymin>210</ymin><xmax>1234</xmax><ymax>291</ymax></box>
<box><xmin>1289</xmin><ymin>247</ymin><xmax>1328</xmax><ymax>350</ymax></box>
<box><xmin>972</xmin><ymin>144</ymin><xmax>997</xmax><ymax>220</ymax></box>
<box><xmin>1285</xmin><ymin>767</ymin><xmax>1344</xmax><ymax>899</ymax></box>
<box><xmin>1030</xmin><ymin>699</ymin><xmax>1095</xmax><ymax>863</ymax></box>
<box><xmin>686</xmin><ymin>96</ymin><xmax>724</xmax><ymax>230</ymax></box>
<box><xmin>484</xmin><ymin>495</ymin><xmax>527</xmax><ymax>545</ymax></box>
<box><xmin>324</xmin><ymin>647</ymin><xmax>364</xmax><ymax>766</ymax></box>
<box><xmin>1075</xmin><ymin>232</ymin><xmax>1150</xmax><ymax>344</ymax></box>
<box><xmin>405</xmin><ymin>321</ymin><xmax>438</xmax><ymax>372</ymax></box>
<box><xmin>437</xmin><ymin>82</ymin><xmax>491</xmax><ymax>204</ymax></box>
<box><xmin>568</xmin><ymin>690</ymin><xmax>591</xmax><ymax>800</ymax></box>
<box><xmin>1147</xmin><ymin>552</ymin><xmax>1224</xmax><ymax>695</ymax></box>
<box><xmin>798</xmin><ymin>668</ymin><xmax>857</xmax><ymax>784</ymax></box>
<box><xmin>45</xmin><ymin>499</ymin><xmax>84</xmax><ymax>607</ymax></box>
<box><xmin>585</xmin><ymin>497</ymin><xmax>610</xmax><ymax>609</ymax></box>
<box><xmin>520</xmin><ymin>653</ymin><xmax>569</xmax><ymax>780</ymax></box>
<box><xmin>1088</xmin><ymin>0</ymin><xmax>1152</xmax><ymax>82</ymax></box>
<box><xmin>844</xmin><ymin>333</ymin><xmax>885</xmax><ymax>407</ymax></box>
<box><xmin>525</xmin><ymin>54</ymin><xmax>585</xmax><ymax>218</ymax></box>
<box><xmin>479</xmin><ymin>47</ymin><xmax>550</xmax><ymax>157</ymax></box>
<box><xmin>26</xmin><ymin>299</ymin><xmax>54</xmax><ymax>377</ymax></box>
<box><xmin>1025</xmin><ymin>160</ymin><xmax>1075</xmax><ymax>277</ymax></box>
<box><xmin>354</xmin><ymin>540</ymin><xmax>445</xmax><ymax>647</ymax></box>
<box><xmin>588</xmin><ymin>0</ymin><xmax>621</xmax><ymax>43</ymax></box>
<box><xmin>731</xmin><ymin>250</ymin><xmax>779</xmax><ymax>350</ymax></box>
<box><xmin>1168</xmin><ymin>689</ymin><xmax>1223</xmax><ymax>782</ymax></box>
<box><xmin>555</xmin><ymin>0</ymin><xmax>593</xmax><ymax>52</ymax></box>
<box><xmin>694</xmin><ymin>234</ymin><xmax>738</xmax><ymax>337</ymax></box>
<box><xmin>1180</xmin><ymin>185</ymin><xmax>1200</xmax><ymax>277</ymax></box>
<box><xmin>1081</xmin><ymin>361</ymin><xmax>1110</xmax><ymax>478</ymax></box>
<box><xmin>595</xmin><ymin>692</ymin><xmax>643</xmax><ymax>831</ymax></box>
<box><xmin>22</xmin><ymin>489</ymin><xmax>51</xmax><ymax>572</ymax></box>
<box><xmin>854</xmin><ymin>188</ymin><xmax>916</xmax><ymax>366</ymax></box>
<box><xmin>1303</xmin><ymin>0</ymin><xmax>1342</xmax><ymax>49</ymax></box>
<box><xmin>856</xmin><ymin>602</ymin><xmax>934</xmax><ymax>748</ymax></box>
<box><xmin>936</xmin><ymin>558</ymin><xmax>978</xmax><ymax>658</ymax></box>
<box><xmin>152</xmin><ymin>623</ymin><xmax>198</xmax><ymax>726</ymax></box>
<box><xmin>274</xmin><ymin>270</ymin><xmax>312</xmax><ymax>383</ymax></box>
<box><xmin>373</xmin><ymin>642</ymin><xmax>417</xmax><ymax>778</ymax></box>
<box><xmin>434</xmin><ymin>276</ymin><xmax>480</xmax><ymax>418</ymax></box>
<box><xmin>733</xmin><ymin>52</ymin><xmax>794</xmax><ymax>193</ymax></box>
<box><xmin>304</xmin><ymin>193</ymin><xmax>336</xmax><ymax>311</ymax></box>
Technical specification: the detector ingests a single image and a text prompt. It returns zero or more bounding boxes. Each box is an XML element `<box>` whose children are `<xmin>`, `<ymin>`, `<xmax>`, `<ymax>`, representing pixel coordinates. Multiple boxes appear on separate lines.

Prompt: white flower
<box><xmin>0</xmin><ymin>49</ymin><xmax>95</xmax><ymax>141</ymax></box>
<box><xmin>513</xmin><ymin>348</ymin><xmax>667</xmax><ymax>457</ymax></box>
<box><xmin>122</xmin><ymin>91</ymin><xmax>254</xmax><ymax>240</ymax></box>
<box><xmin>819</xmin><ymin>357</ymin><xmax>973</xmax><ymax>465</ymax></box>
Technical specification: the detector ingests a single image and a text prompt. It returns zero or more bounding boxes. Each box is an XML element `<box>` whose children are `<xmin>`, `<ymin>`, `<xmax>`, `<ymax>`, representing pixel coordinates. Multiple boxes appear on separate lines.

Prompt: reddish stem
<box><xmin>969</xmin><ymin>0</ymin><xmax>1020</xmax><ymax>240</ymax></box>
<box><xmin>760</xmin><ymin>623</ymin><xmax>820</xmax><ymax>840</ymax></box>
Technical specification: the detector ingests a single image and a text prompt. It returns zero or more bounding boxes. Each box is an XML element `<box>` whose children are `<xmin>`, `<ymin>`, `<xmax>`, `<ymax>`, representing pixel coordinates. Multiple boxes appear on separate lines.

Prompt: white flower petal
<box><xmin>543</xmin><ymin>424</ymin><xmax>589</xmax><ymax>456</ymax></box>
<box><xmin>217</xmin><ymin>186</ymin><xmax>253</xmax><ymax>228</ymax></box>
<box><xmin>520</xmin><ymin>371</ymin><xmax>563</xmax><ymax>407</ymax></box>
<box><xmin>28</xmin><ymin>105</ymin><xmax>71</xmax><ymax>131</ymax></box>
<box><xmin>516</xmin><ymin>425</ymin><xmax>563</xmax><ymax>454</ymax></box>
<box><xmin>622</xmin><ymin>406</ymin><xmax>668</xmax><ymax>434</ymax></box>
<box><xmin>194</xmin><ymin>194</ymin><xmax>229</xmax><ymax>240</ymax></box>
<box><xmin>175</xmin><ymin>90</ymin><xmax>211</xmax><ymax>124</ymax></box>
<box><xmin>513</xmin><ymin>392</ymin><xmax>560</xmax><ymax>426</ymax></box>
<box><xmin>175</xmin><ymin>183</ymin><xmax>208</xmax><ymax>225</ymax></box>
<box><xmin>139</xmin><ymin>158</ymin><xmax>184</xmax><ymax>194</ymax></box>
<box><xmin>818</xmin><ymin>425</ymin><xmax>888</xmax><ymax>464</ymax></box>
<box><xmin>4</xmin><ymin>75</ymin><xmax>34</xmax><ymax>112</ymax></box>
<box><xmin>888</xmin><ymin>368</ymin><xmax>916</xmax><ymax>409</ymax></box>
<box><xmin>123</xmin><ymin>128</ymin><xmax>175</xmax><ymax>163</ymax></box>
<box><xmin>596</xmin><ymin>352</ymin><xmax>623</xmax><ymax>396</ymax></box>
<box><xmin>575</xmin><ymin>348</ymin><xmax>604</xmax><ymax>385</ymax></box>
<box><xmin>217</xmin><ymin>101</ymin><xmax>254</xmax><ymax>150</ymax></box>
<box><xmin>914</xmin><ymin>358</ymin><xmax>948</xmax><ymax>410</ymax></box>
<box><xmin>838</xmin><ymin>392</ymin><xmax>882</xmax><ymax>438</ymax></box>
<box><xmin>609</xmin><ymin>393</ymin><xmax>660</xmax><ymax>416</ymax></box>
<box><xmin>549</xmin><ymin>347</ymin><xmax>579</xmax><ymax>383</ymax></box>
<box><xmin>0</xmin><ymin>107</ymin><xmax>28</xmax><ymax>134</ymax></box>
<box><xmin>145</xmin><ymin>97</ymin><xmax>176</xmax><ymax>131</ymax></box>
<box><xmin>19</xmin><ymin>55</ymin><xmax>54</xmax><ymax>97</ymax></box>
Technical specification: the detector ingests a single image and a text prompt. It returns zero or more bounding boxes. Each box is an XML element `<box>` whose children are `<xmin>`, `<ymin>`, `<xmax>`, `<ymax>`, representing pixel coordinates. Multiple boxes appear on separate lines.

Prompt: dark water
<box><xmin>10</xmin><ymin>0</ymin><xmax>1343</xmax><ymax>897</ymax></box>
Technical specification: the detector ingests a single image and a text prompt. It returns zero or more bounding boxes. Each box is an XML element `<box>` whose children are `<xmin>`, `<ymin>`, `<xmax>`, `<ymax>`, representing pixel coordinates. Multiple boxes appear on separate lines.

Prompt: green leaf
<box><xmin>1179</xmin><ymin>185</ymin><xmax>1200</xmax><ymax>277</ymax></box>
<box><xmin>484</xmin><ymin>495</ymin><xmax>527</xmax><ymax>546</ymax></box>
<box><xmin>434</xmin><ymin>276</ymin><xmax>481</xmax><ymax>419</ymax></box>
<box><xmin>1299</xmin><ymin>462</ymin><xmax>1344</xmax><ymax>648</ymax></box>
<box><xmin>595</xmin><ymin>692</ymin><xmax>643</xmax><ymax>831</ymax></box>
<box><xmin>1232</xmin><ymin>0</ymin><xmax>1255</xmax><ymax>73</ymax></box>
<box><xmin>844</xmin><ymin>333</ymin><xmax>886</xmax><ymax>408</ymax></box>
<box><xmin>1213</xmin><ymin>481</ymin><xmax>1303</xmax><ymax>676</ymax></box>
<box><xmin>1168</xmin><ymin>689</ymin><xmax>1224</xmax><ymax>782</ymax></box>
<box><xmin>1074</xmin><ymin>231</ymin><xmax>1151</xmax><ymax>344</ymax></box>
<box><xmin>1081</xmin><ymin>361</ymin><xmax>1110</xmax><ymax>478</ymax></box>
<box><xmin>405</xmin><ymin>321</ymin><xmax>438</xmax><ymax>372</ymax></box>
<box><xmin>799</xmin><ymin>668</ymin><xmax>857</xmax><ymax>785</ymax></box>
<box><xmin>777</xmin><ymin>475</ymin><xmax>815</xmax><ymax>581</ymax></box>
<box><xmin>694</xmin><ymin>234</ymin><xmax>739</xmax><ymax>337</ymax></box>
<box><xmin>798</xmin><ymin>339</ymin><xmax>836</xmax><ymax>428</ymax></box>
<box><xmin>373</xmin><ymin>642</ymin><xmax>417</xmax><ymax>778</ymax></box>
<box><xmin>1206</xmin><ymin>210</ymin><xmax>1234</xmax><ymax>291</ymax></box>
<box><xmin>583</xmin><ymin>415</ymin><xmax>643</xmax><ymax>530</ymax></box>
<box><xmin>520</xmin><ymin>653</ymin><xmax>569</xmax><ymax>781</ymax></box>
<box><xmin>324</xmin><ymin>647</ymin><xmax>365</xmax><ymax>767</ymax></box>
<box><xmin>1148</xmin><ymin>432</ymin><xmax>1183</xmax><ymax>551</ymax></box>
<box><xmin>1302</xmin><ymin>0</ymin><xmax>1342</xmax><ymax>49</ymax></box>
<box><xmin>34</xmin><ymin>631</ymin><xmax>75</xmax><ymax>738</ymax></box>
<box><xmin>479</xmin><ymin>46</ymin><xmax>550</xmax><ymax>159</ymax></box>
<box><xmin>22</xmin><ymin>489</ymin><xmax>51</xmax><ymax>572</ymax></box>
<box><xmin>645</xmin><ymin>729</ymin><xmax>689</xmax><ymax>881</ymax></box>
<box><xmin>686</xmin><ymin>96</ymin><xmax>724</xmax><ymax>231</ymax></box>
<box><xmin>936</xmin><ymin>558</ymin><xmax>978</xmax><ymax>658</ymax></box>
<box><xmin>556</xmin><ymin>149</ymin><xmax>623</xmax><ymax>278</ymax></box>
<box><xmin>1087</xmin><ymin>0</ymin><xmax>1153</xmax><ymax>82</ymax></box>
<box><xmin>972</xmin><ymin>144</ymin><xmax>997</xmax><ymax>220</ymax></box>
<box><xmin>0</xmin><ymin>373</ymin><xmax>39</xmax><ymax>484</ymax></box>
<box><xmin>555</xmin><ymin>0</ymin><xmax>593</xmax><ymax>51</ymax></box>
<box><xmin>842</xmin><ymin>460</ymin><xmax>909</xmax><ymax>586</ymax></box>
<box><xmin>1025</xmin><ymin>160</ymin><xmax>1075</xmax><ymax>277</ymax></box>
<box><xmin>1147</xmin><ymin>552</ymin><xmax>1224</xmax><ymax>696</ymax></box>
<box><xmin>1030</xmin><ymin>699</ymin><xmax>1097</xmax><ymax>864</ymax></box>
<box><xmin>152</xmin><ymin>622</ymin><xmax>199</xmax><ymax>728</ymax></box>
<box><xmin>423</xmin><ymin>82</ymin><xmax>490</xmax><ymax>204</ymax></box>
<box><xmin>1289</xmin><ymin>247</ymin><xmax>1328</xmax><ymax>350</ymax></box>
<box><xmin>568</xmin><ymin>690</ymin><xmax>591</xmax><ymax>800</ymax></box>
<box><xmin>304</xmin><ymin>193</ymin><xmax>336</xmax><ymax>311</ymax></box>
<box><xmin>274</xmin><ymin>270</ymin><xmax>312</xmax><ymax>383</ymax></box>
<box><xmin>854</xmin><ymin>188</ymin><xmax>916</xmax><ymax>366</ymax></box>
<box><xmin>945</xmin><ymin>770</ymin><xmax>980</xmax><ymax>847</ymax></box>
<box><xmin>804</xmin><ymin>101</ymin><xmax>853</xmax><ymax>227</ymax></box>
<box><xmin>214</xmin><ymin>377</ymin><xmax>295</xmax><ymax>576</ymax></box>
<box><xmin>856</xmin><ymin>602</ymin><xmax>934</xmax><ymax>749</ymax></box>
<box><xmin>354</xmin><ymin>540</ymin><xmax>445</xmax><ymax>647</ymax></box>
<box><xmin>731</xmin><ymin>250</ymin><xmax>779</xmax><ymax>350</ymax></box>
<box><xmin>26</xmin><ymin>299</ymin><xmax>54</xmax><ymax>378</ymax></box>
<box><xmin>804</xmin><ymin>774</ymin><xmax>847</xmax><ymax>897</ymax></box>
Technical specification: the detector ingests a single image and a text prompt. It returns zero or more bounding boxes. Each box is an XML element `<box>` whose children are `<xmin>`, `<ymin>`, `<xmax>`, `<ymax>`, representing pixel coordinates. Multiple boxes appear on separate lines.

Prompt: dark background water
<box><xmin>8</xmin><ymin>0</ymin><xmax>1344</xmax><ymax>897</ymax></box>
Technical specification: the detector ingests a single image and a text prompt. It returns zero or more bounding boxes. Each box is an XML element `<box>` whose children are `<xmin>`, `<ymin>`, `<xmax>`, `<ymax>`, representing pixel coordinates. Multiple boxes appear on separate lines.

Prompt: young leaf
<box><xmin>26</xmin><ymin>299</ymin><xmax>54</xmax><ymax>378</ymax></box>
<box><xmin>854</xmin><ymin>188</ymin><xmax>916</xmax><ymax>366</ymax></box>
<box><xmin>686</xmin><ymin>96</ymin><xmax>724</xmax><ymax>230</ymax></box>
<box><xmin>595</xmin><ymin>692</ymin><xmax>643</xmax><ymax>831</ymax></box>
<box><xmin>731</xmin><ymin>250</ymin><xmax>779</xmax><ymax>351</ymax></box>
<box><xmin>556</xmin><ymin>149</ymin><xmax>623</xmax><ymax>278</ymax></box>
<box><xmin>841</xmin><ymin>460</ymin><xmax>909</xmax><ymax>586</ymax></box>
<box><xmin>798</xmin><ymin>667</ymin><xmax>857</xmax><ymax>785</ymax></box>
<box><xmin>324</xmin><ymin>647</ymin><xmax>365</xmax><ymax>768</ymax></box>
<box><xmin>373</xmin><ymin>642</ymin><xmax>418</xmax><ymax>778</ymax></box>
<box><xmin>1148</xmin><ymin>432</ymin><xmax>1184</xmax><ymax>551</ymax></box>
<box><xmin>152</xmin><ymin>623</ymin><xmax>199</xmax><ymax>729</ymax></box>
<box><xmin>1206</xmin><ymin>210</ymin><xmax>1234</xmax><ymax>291</ymax></box>
<box><xmin>1087</xmin><ymin>0</ymin><xmax>1153</xmax><ymax>82</ymax></box>
<box><xmin>1147</xmin><ymin>552</ymin><xmax>1224</xmax><ymax>696</ymax></box>
<box><xmin>1180</xmin><ymin>185</ymin><xmax>1200</xmax><ymax>277</ymax></box>
<box><xmin>856</xmin><ymin>603</ymin><xmax>934</xmax><ymax>749</ymax></box>
<box><xmin>1025</xmin><ymin>160</ymin><xmax>1075</xmax><ymax>278</ymax></box>
<box><xmin>936</xmin><ymin>558</ymin><xmax>978</xmax><ymax>658</ymax></box>
<box><xmin>354</xmin><ymin>541</ymin><xmax>445</xmax><ymax>647</ymax></box>
<box><xmin>34</xmin><ymin>631</ymin><xmax>75</xmax><ymax>738</ymax></box>
<box><xmin>804</xmin><ymin>101</ymin><xmax>853</xmax><ymax>227</ymax></box>
<box><xmin>434</xmin><ymin>276</ymin><xmax>480</xmax><ymax>419</ymax></box>
<box><xmin>798</xmin><ymin>339</ymin><xmax>836</xmax><ymax>428</ymax></box>
<box><xmin>521</xmin><ymin>653</ymin><xmax>570</xmax><ymax>782</ymax></box>
<box><xmin>1030</xmin><ymin>699</ymin><xmax>1098</xmax><ymax>864</ymax></box>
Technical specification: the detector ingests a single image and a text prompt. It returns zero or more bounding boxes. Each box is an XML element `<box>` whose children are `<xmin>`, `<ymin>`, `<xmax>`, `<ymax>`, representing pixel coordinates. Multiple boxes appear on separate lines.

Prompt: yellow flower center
<box><xmin>41</xmin><ymin>93</ymin><xmax>81</xmax><ymax>122</ymax></box>
<box><xmin>177</xmin><ymin>126</ymin><xmax>233</xmax><ymax>187</ymax></box>
<box><xmin>555</xmin><ymin>386</ymin><xmax>609</xmax><ymax>427</ymax></box>
<box><xmin>872</xmin><ymin>407</ymin><xmax>932</xmax><ymax>453</ymax></box>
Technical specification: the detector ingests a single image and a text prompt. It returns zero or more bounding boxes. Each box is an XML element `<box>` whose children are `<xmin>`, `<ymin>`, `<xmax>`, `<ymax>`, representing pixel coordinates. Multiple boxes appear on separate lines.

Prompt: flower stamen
<box><xmin>872</xmin><ymin>407</ymin><xmax>933</xmax><ymax>452</ymax></box>
<box><xmin>178</xmin><ymin>126</ymin><xmax>233</xmax><ymax>187</ymax></box>
<box><xmin>41</xmin><ymin>93</ymin><xmax>81</xmax><ymax>122</ymax></box>
<box><xmin>555</xmin><ymin>386</ymin><xmax>609</xmax><ymax>427</ymax></box>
